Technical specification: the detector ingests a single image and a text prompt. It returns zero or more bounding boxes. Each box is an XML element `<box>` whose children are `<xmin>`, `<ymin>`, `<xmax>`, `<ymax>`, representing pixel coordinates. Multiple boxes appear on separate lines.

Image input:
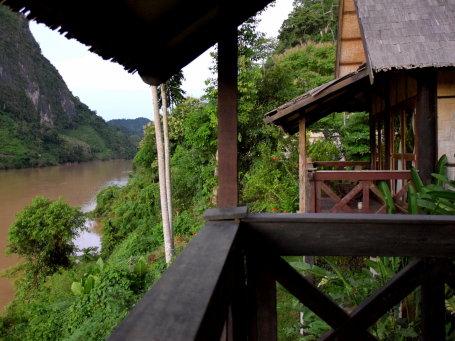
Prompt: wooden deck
<box><xmin>108</xmin><ymin>209</ymin><xmax>455</xmax><ymax>341</ymax></box>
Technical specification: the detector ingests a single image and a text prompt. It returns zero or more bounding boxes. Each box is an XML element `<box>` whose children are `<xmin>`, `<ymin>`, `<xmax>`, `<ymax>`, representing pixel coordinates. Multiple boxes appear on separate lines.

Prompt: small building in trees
<box><xmin>265</xmin><ymin>0</ymin><xmax>455</xmax><ymax>213</ymax></box>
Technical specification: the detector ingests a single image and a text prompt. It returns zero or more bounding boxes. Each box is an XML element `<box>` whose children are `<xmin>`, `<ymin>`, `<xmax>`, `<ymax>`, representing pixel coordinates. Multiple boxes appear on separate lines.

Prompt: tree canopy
<box><xmin>276</xmin><ymin>0</ymin><xmax>339</xmax><ymax>54</ymax></box>
<box><xmin>7</xmin><ymin>196</ymin><xmax>85</xmax><ymax>284</ymax></box>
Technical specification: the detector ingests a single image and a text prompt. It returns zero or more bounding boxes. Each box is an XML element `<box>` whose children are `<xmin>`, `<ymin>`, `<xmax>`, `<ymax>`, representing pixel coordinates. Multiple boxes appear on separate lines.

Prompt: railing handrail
<box><xmin>313</xmin><ymin>161</ymin><xmax>370</xmax><ymax>168</ymax></box>
<box><xmin>313</xmin><ymin>170</ymin><xmax>412</xmax><ymax>181</ymax></box>
<box><xmin>242</xmin><ymin>213</ymin><xmax>455</xmax><ymax>256</ymax></box>
<box><xmin>108</xmin><ymin>212</ymin><xmax>455</xmax><ymax>341</ymax></box>
<box><xmin>108</xmin><ymin>220</ymin><xmax>241</xmax><ymax>341</ymax></box>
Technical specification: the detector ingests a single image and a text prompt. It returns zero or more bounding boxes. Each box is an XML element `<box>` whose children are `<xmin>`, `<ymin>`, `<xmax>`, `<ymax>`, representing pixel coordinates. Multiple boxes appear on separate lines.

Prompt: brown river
<box><xmin>0</xmin><ymin>159</ymin><xmax>132</xmax><ymax>313</ymax></box>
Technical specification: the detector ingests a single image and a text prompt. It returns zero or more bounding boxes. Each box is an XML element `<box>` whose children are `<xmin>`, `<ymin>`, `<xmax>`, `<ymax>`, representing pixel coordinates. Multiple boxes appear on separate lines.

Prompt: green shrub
<box><xmin>7</xmin><ymin>196</ymin><xmax>85</xmax><ymax>286</ymax></box>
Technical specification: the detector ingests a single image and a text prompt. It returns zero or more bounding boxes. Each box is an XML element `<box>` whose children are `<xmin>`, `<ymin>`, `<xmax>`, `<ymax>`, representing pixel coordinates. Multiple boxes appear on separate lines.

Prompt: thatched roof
<box><xmin>2</xmin><ymin>0</ymin><xmax>272</xmax><ymax>84</ymax></box>
<box><xmin>266</xmin><ymin>0</ymin><xmax>455</xmax><ymax>133</ymax></box>
<box><xmin>357</xmin><ymin>0</ymin><xmax>455</xmax><ymax>72</ymax></box>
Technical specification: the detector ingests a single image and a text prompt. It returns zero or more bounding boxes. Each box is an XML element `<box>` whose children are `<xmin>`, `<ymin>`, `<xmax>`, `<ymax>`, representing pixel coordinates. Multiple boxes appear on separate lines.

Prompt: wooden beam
<box><xmin>416</xmin><ymin>70</ymin><xmax>437</xmax><ymax>184</ymax></box>
<box><xmin>370</xmin><ymin>113</ymin><xmax>375</xmax><ymax>168</ymax></box>
<box><xmin>384</xmin><ymin>97</ymin><xmax>391</xmax><ymax>170</ymax></box>
<box><xmin>108</xmin><ymin>221</ymin><xmax>240</xmax><ymax>341</ymax></box>
<box><xmin>321</xmin><ymin>259</ymin><xmax>424</xmax><ymax>341</ymax></box>
<box><xmin>421</xmin><ymin>259</ymin><xmax>446</xmax><ymax>341</ymax></box>
<box><xmin>264</xmin><ymin>68</ymin><xmax>369</xmax><ymax>125</ymax></box>
<box><xmin>203</xmin><ymin>207</ymin><xmax>248</xmax><ymax>221</ymax></box>
<box><xmin>227</xmin><ymin>248</ymin><xmax>248</xmax><ymax>341</ymax></box>
<box><xmin>246</xmin><ymin>254</ymin><xmax>277</xmax><ymax>341</ymax></box>
<box><xmin>313</xmin><ymin>161</ymin><xmax>370</xmax><ymax>168</ymax></box>
<box><xmin>217</xmin><ymin>23</ymin><xmax>238</xmax><ymax>207</ymax></box>
<box><xmin>313</xmin><ymin>170</ymin><xmax>411</xmax><ymax>181</ymax></box>
<box><xmin>329</xmin><ymin>182</ymin><xmax>362</xmax><ymax>213</ymax></box>
<box><xmin>242</xmin><ymin>213</ymin><xmax>455</xmax><ymax>256</ymax></box>
<box><xmin>268</xmin><ymin>254</ymin><xmax>378</xmax><ymax>341</ymax></box>
<box><xmin>299</xmin><ymin>118</ymin><xmax>307</xmax><ymax>212</ymax></box>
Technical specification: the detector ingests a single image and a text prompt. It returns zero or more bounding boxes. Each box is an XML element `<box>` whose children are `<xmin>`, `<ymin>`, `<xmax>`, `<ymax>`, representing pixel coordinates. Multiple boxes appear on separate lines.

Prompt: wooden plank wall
<box><xmin>335</xmin><ymin>0</ymin><xmax>366</xmax><ymax>78</ymax></box>
<box><xmin>437</xmin><ymin>69</ymin><xmax>455</xmax><ymax>180</ymax></box>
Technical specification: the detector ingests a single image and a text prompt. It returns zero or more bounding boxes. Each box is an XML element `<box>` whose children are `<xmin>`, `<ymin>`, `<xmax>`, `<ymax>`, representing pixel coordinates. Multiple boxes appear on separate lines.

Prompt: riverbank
<box><xmin>0</xmin><ymin>159</ymin><xmax>132</xmax><ymax>312</ymax></box>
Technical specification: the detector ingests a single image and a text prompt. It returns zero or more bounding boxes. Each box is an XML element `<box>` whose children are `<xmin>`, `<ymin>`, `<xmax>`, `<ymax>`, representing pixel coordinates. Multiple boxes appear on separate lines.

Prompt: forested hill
<box><xmin>0</xmin><ymin>4</ymin><xmax>137</xmax><ymax>169</ymax></box>
<box><xmin>108</xmin><ymin>117</ymin><xmax>151</xmax><ymax>137</ymax></box>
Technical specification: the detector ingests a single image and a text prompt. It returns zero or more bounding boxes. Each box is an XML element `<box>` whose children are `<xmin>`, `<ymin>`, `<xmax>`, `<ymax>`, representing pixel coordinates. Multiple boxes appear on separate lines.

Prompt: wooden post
<box><xmin>384</xmin><ymin>97</ymin><xmax>391</xmax><ymax>170</ymax></box>
<box><xmin>227</xmin><ymin>249</ymin><xmax>247</xmax><ymax>341</ymax></box>
<box><xmin>217</xmin><ymin>23</ymin><xmax>238</xmax><ymax>208</ymax></box>
<box><xmin>299</xmin><ymin>118</ymin><xmax>307</xmax><ymax>212</ymax></box>
<box><xmin>369</xmin><ymin>113</ymin><xmax>376</xmax><ymax>169</ymax></box>
<box><xmin>421</xmin><ymin>258</ymin><xmax>445</xmax><ymax>341</ymax></box>
<box><xmin>246</xmin><ymin>254</ymin><xmax>277</xmax><ymax>341</ymax></box>
<box><xmin>416</xmin><ymin>70</ymin><xmax>437</xmax><ymax>184</ymax></box>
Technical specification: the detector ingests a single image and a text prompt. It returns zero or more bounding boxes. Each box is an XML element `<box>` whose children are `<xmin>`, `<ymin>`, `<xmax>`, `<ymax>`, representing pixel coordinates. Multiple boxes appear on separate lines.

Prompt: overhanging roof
<box><xmin>2</xmin><ymin>0</ymin><xmax>272</xmax><ymax>84</ymax></box>
<box><xmin>264</xmin><ymin>65</ymin><xmax>371</xmax><ymax>134</ymax></box>
<box><xmin>356</xmin><ymin>0</ymin><xmax>455</xmax><ymax>73</ymax></box>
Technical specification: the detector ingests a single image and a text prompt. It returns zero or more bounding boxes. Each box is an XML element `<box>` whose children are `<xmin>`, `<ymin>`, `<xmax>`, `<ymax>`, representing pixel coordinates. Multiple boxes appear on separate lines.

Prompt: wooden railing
<box><xmin>313</xmin><ymin>161</ymin><xmax>370</xmax><ymax>170</ymax></box>
<box><xmin>310</xmin><ymin>170</ymin><xmax>412</xmax><ymax>213</ymax></box>
<box><xmin>108</xmin><ymin>209</ymin><xmax>455</xmax><ymax>341</ymax></box>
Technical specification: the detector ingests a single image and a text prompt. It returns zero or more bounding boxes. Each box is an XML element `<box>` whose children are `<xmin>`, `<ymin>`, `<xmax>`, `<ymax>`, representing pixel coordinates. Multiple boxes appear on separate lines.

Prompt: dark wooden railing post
<box><xmin>224</xmin><ymin>248</ymin><xmax>248</xmax><ymax>341</ymax></box>
<box><xmin>246</xmin><ymin>254</ymin><xmax>277</xmax><ymax>341</ymax></box>
<box><xmin>217</xmin><ymin>21</ymin><xmax>238</xmax><ymax>208</ymax></box>
<box><xmin>421</xmin><ymin>258</ymin><xmax>446</xmax><ymax>341</ymax></box>
<box><xmin>416</xmin><ymin>70</ymin><xmax>437</xmax><ymax>185</ymax></box>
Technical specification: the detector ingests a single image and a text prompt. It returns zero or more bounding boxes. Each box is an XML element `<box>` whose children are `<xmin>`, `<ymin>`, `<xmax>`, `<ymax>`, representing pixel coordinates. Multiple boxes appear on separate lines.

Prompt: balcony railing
<box><xmin>307</xmin><ymin>161</ymin><xmax>412</xmax><ymax>213</ymax></box>
<box><xmin>108</xmin><ymin>208</ymin><xmax>455</xmax><ymax>341</ymax></box>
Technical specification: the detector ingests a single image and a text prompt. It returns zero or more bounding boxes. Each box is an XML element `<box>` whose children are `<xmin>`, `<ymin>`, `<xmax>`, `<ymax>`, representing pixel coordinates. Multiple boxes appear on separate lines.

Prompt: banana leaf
<box><xmin>378</xmin><ymin>181</ymin><xmax>395</xmax><ymax>214</ymax></box>
<box><xmin>408</xmin><ymin>184</ymin><xmax>418</xmax><ymax>214</ymax></box>
<box><xmin>410</xmin><ymin>167</ymin><xmax>424</xmax><ymax>192</ymax></box>
<box><xmin>436</xmin><ymin>154</ymin><xmax>448</xmax><ymax>180</ymax></box>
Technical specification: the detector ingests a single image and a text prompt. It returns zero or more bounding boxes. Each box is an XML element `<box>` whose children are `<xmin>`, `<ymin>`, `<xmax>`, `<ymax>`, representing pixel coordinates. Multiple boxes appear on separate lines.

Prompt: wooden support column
<box><xmin>217</xmin><ymin>23</ymin><xmax>238</xmax><ymax>208</ymax></box>
<box><xmin>421</xmin><ymin>258</ymin><xmax>446</xmax><ymax>341</ymax></box>
<box><xmin>369</xmin><ymin>113</ymin><xmax>375</xmax><ymax>169</ymax></box>
<box><xmin>416</xmin><ymin>70</ymin><xmax>437</xmax><ymax>184</ymax></box>
<box><xmin>246</xmin><ymin>254</ymin><xmax>277</xmax><ymax>341</ymax></box>
<box><xmin>299</xmin><ymin>118</ymin><xmax>307</xmax><ymax>212</ymax></box>
<box><xmin>225</xmin><ymin>248</ymin><xmax>247</xmax><ymax>341</ymax></box>
<box><xmin>384</xmin><ymin>97</ymin><xmax>391</xmax><ymax>170</ymax></box>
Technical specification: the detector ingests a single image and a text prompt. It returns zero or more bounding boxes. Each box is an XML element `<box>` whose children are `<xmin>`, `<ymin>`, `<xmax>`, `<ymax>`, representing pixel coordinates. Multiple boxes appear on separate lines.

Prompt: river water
<box><xmin>0</xmin><ymin>159</ymin><xmax>132</xmax><ymax>313</ymax></box>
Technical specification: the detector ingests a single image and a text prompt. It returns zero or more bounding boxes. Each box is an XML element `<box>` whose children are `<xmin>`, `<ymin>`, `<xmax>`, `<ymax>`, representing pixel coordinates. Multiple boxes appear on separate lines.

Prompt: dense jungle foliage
<box><xmin>0</xmin><ymin>5</ymin><xmax>137</xmax><ymax>169</ymax></box>
<box><xmin>5</xmin><ymin>0</ymin><xmax>447</xmax><ymax>340</ymax></box>
<box><xmin>108</xmin><ymin>117</ymin><xmax>151</xmax><ymax>137</ymax></box>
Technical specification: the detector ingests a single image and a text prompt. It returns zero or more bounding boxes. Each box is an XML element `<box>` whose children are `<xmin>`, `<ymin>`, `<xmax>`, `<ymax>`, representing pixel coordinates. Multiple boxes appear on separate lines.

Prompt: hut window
<box><xmin>391</xmin><ymin>107</ymin><xmax>416</xmax><ymax>171</ymax></box>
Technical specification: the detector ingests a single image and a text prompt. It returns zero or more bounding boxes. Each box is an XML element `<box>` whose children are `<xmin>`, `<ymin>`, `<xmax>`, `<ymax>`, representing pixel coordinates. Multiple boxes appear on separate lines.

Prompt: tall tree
<box><xmin>156</xmin><ymin>71</ymin><xmax>185</xmax><ymax>240</ymax></box>
<box><xmin>158</xmin><ymin>71</ymin><xmax>186</xmax><ymax>110</ymax></box>
<box><xmin>275</xmin><ymin>0</ymin><xmax>339</xmax><ymax>54</ymax></box>
<box><xmin>160</xmin><ymin>84</ymin><xmax>173</xmax><ymax>239</ymax></box>
<box><xmin>151</xmin><ymin>85</ymin><xmax>174</xmax><ymax>263</ymax></box>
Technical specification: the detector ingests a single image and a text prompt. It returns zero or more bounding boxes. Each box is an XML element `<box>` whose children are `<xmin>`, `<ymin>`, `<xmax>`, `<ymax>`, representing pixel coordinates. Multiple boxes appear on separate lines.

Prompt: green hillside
<box><xmin>108</xmin><ymin>117</ymin><xmax>151</xmax><ymax>137</ymax></box>
<box><xmin>0</xmin><ymin>4</ymin><xmax>137</xmax><ymax>169</ymax></box>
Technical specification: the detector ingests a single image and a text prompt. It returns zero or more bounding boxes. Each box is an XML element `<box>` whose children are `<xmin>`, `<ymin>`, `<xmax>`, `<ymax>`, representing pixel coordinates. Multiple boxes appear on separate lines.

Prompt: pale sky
<box><xmin>29</xmin><ymin>0</ymin><xmax>293</xmax><ymax>121</ymax></box>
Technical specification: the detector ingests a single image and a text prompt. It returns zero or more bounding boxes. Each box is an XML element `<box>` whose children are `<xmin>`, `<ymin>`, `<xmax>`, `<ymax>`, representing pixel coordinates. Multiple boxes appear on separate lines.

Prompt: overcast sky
<box><xmin>29</xmin><ymin>0</ymin><xmax>293</xmax><ymax>121</ymax></box>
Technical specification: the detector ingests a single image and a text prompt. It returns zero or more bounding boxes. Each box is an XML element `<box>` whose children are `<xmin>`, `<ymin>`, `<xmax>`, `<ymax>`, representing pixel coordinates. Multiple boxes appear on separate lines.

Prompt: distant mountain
<box><xmin>0</xmin><ymin>4</ymin><xmax>137</xmax><ymax>169</ymax></box>
<box><xmin>108</xmin><ymin>117</ymin><xmax>151</xmax><ymax>137</ymax></box>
